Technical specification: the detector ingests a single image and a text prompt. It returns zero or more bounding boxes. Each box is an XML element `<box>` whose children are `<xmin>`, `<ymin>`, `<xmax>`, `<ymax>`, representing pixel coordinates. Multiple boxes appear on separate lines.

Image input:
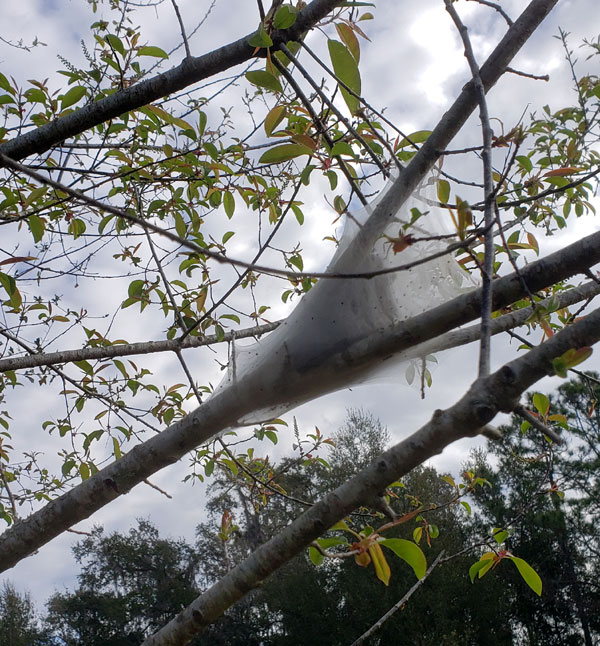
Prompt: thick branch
<box><xmin>143</xmin><ymin>307</ymin><xmax>600</xmax><ymax>645</ymax></box>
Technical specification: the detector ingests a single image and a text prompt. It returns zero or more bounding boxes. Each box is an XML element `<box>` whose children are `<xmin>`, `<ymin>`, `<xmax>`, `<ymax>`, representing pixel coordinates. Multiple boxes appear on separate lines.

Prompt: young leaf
<box><xmin>469</xmin><ymin>558</ymin><xmax>491</xmax><ymax>583</ymax></box>
<box><xmin>61</xmin><ymin>86</ymin><xmax>87</xmax><ymax>110</ymax></box>
<box><xmin>223</xmin><ymin>191</ymin><xmax>235</xmax><ymax>218</ymax></box>
<box><xmin>380</xmin><ymin>538</ymin><xmax>427</xmax><ymax>579</ymax></box>
<box><xmin>273</xmin><ymin>5</ymin><xmax>297</xmax><ymax>29</ymax></box>
<box><xmin>335</xmin><ymin>23</ymin><xmax>360</xmax><ymax>62</ymax></box>
<box><xmin>327</xmin><ymin>39</ymin><xmax>361</xmax><ymax>115</ymax></box>
<box><xmin>245</xmin><ymin>70</ymin><xmax>283</xmax><ymax>93</ymax></box>
<box><xmin>437</xmin><ymin>179</ymin><xmax>450</xmax><ymax>204</ymax></box>
<box><xmin>264</xmin><ymin>105</ymin><xmax>286</xmax><ymax>136</ymax></box>
<box><xmin>369</xmin><ymin>543</ymin><xmax>391</xmax><ymax>586</ymax></box>
<box><xmin>138</xmin><ymin>45</ymin><xmax>169</xmax><ymax>58</ymax></box>
<box><xmin>308</xmin><ymin>546</ymin><xmax>324</xmax><ymax>566</ymax></box>
<box><xmin>248</xmin><ymin>24</ymin><xmax>273</xmax><ymax>49</ymax></box>
<box><xmin>259</xmin><ymin>144</ymin><xmax>312</xmax><ymax>164</ymax></box>
<box><xmin>28</xmin><ymin>215</ymin><xmax>46</xmax><ymax>243</ymax></box>
<box><xmin>532</xmin><ymin>392</ymin><xmax>550</xmax><ymax>417</ymax></box>
<box><xmin>508</xmin><ymin>556</ymin><xmax>542</xmax><ymax>596</ymax></box>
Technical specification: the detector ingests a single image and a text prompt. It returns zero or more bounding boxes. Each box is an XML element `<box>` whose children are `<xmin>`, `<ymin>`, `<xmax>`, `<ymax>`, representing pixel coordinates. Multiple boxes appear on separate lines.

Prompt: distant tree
<box><xmin>45</xmin><ymin>520</ymin><xmax>201</xmax><ymax>645</ymax></box>
<box><xmin>0</xmin><ymin>582</ymin><xmax>51</xmax><ymax>646</ymax></box>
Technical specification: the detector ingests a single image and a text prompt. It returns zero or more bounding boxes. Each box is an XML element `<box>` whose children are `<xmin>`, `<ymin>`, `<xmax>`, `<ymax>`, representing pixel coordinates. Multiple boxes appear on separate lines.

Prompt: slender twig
<box><xmin>300</xmin><ymin>41</ymin><xmax>418</xmax><ymax>150</ymax></box>
<box><xmin>445</xmin><ymin>0</ymin><xmax>496</xmax><ymax>377</ymax></box>
<box><xmin>0</xmin><ymin>328</ymin><xmax>160</xmax><ymax>434</ymax></box>
<box><xmin>349</xmin><ymin>550</ymin><xmax>446</xmax><ymax>646</ymax></box>
<box><xmin>466</xmin><ymin>0</ymin><xmax>513</xmax><ymax>26</ymax></box>
<box><xmin>271</xmin><ymin>55</ymin><xmax>369</xmax><ymax>207</ymax></box>
<box><xmin>179</xmin><ymin>162</ymin><xmax>307</xmax><ymax>341</ymax></box>
<box><xmin>0</xmin><ymin>462</ymin><xmax>18</xmax><ymax>520</ymax></box>
<box><xmin>471</xmin><ymin>166</ymin><xmax>600</xmax><ymax>210</ymax></box>
<box><xmin>169</xmin><ymin>0</ymin><xmax>191</xmax><ymax>58</ymax></box>
<box><xmin>514</xmin><ymin>403</ymin><xmax>562</xmax><ymax>444</ymax></box>
<box><xmin>506</xmin><ymin>67</ymin><xmax>549</xmax><ymax>81</ymax></box>
<box><xmin>142</xmin><ymin>478</ymin><xmax>173</xmax><ymax>499</ymax></box>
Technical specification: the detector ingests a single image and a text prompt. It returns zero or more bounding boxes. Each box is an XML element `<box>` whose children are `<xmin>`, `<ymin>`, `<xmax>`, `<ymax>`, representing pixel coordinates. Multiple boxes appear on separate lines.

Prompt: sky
<box><xmin>0</xmin><ymin>0</ymin><xmax>599</xmax><ymax>612</ymax></box>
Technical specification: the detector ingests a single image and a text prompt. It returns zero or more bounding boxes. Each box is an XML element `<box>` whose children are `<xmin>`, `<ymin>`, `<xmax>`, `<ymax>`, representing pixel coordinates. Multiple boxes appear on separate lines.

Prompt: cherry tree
<box><xmin>0</xmin><ymin>0</ymin><xmax>598</xmax><ymax>642</ymax></box>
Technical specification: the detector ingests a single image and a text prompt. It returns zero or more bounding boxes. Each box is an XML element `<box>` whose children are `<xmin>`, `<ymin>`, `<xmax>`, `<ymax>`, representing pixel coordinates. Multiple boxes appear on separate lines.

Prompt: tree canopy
<box><xmin>0</xmin><ymin>0</ymin><xmax>599</xmax><ymax>643</ymax></box>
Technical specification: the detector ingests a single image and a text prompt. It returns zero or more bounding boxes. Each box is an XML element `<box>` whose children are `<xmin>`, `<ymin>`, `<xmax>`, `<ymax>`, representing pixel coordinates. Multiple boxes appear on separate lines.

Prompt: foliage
<box><xmin>45</xmin><ymin>520</ymin><xmax>201</xmax><ymax>645</ymax></box>
<box><xmin>0</xmin><ymin>582</ymin><xmax>51</xmax><ymax>646</ymax></box>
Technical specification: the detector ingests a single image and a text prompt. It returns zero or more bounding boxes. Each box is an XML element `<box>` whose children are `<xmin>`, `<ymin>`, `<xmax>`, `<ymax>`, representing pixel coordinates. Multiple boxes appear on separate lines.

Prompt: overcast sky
<box><xmin>0</xmin><ymin>0</ymin><xmax>599</xmax><ymax>609</ymax></box>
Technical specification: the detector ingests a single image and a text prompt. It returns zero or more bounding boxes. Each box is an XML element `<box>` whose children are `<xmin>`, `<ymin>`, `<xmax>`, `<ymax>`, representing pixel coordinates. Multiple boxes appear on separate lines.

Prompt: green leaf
<box><xmin>138</xmin><ymin>45</ymin><xmax>168</xmax><ymax>58</ymax></box>
<box><xmin>273</xmin><ymin>5</ymin><xmax>297</xmax><ymax>29</ymax></box>
<box><xmin>330</xmin><ymin>520</ymin><xmax>351</xmax><ymax>532</ymax></box>
<box><xmin>248</xmin><ymin>24</ymin><xmax>273</xmax><ymax>49</ymax></box>
<box><xmin>316</xmin><ymin>536</ymin><xmax>348</xmax><ymax>549</ymax></box>
<box><xmin>493</xmin><ymin>529</ymin><xmax>508</xmax><ymax>545</ymax></box>
<box><xmin>508</xmin><ymin>556</ymin><xmax>542</xmax><ymax>596</ymax></box>
<box><xmin>105</xmin><ymin>34</ymin><xmax>125</xmax><ymax>57</ymax></box>
<box><xmin>308</xmin><ymin>546</ymin><xmax>324</xmax><ymax>565</ymax></box>
<box><xmin>380</xmin><ymin>538</ymin><xmax>427</xmax><ymax>579</ymax></box>
<box><xmin>69</xmin><ymin>218</ymin><xmax>87</xmax><ymax>239</ymax></box>
<box><xmin>397</xmin><ymin>130</ymin><xmax>432</xmax><ymax>148</ymax></box>
<box><xmin>264</xmin><ymin>105</ymin><xmax>286</xmax><ymax>136</ymax></box>
<box><xmin>0</xmin><ymin>72</ymin><xmax>12</xmax><ymax>93</ymax></box>
<box><xmin>532</xmin><ymin>392</ymin><xmax>550</xmax><ymax>417</ymax></box>
<box><xmin>128</xmin><ymin>280</ymin><xmax>145</xmax><ymax>299</ymax></box>
<box><xmin>259</xmin><ymin>143</ymin><xmax>312</xmax><ymax>164</ymax></box>
<box><xmin>61</xmin><ymin>86</ymin><xmax>87</xmax><ymax>110</ymax></box>
<box><xmin>516</xmin><ymin>155</ymin><xmax>533</xmax><ymax>173</ymax></box>
<box><xmin>333</xmin><ymin>195</ymin><xmax>346</xmax><ymax>214</ymax></box>
<box><xmin>327</xmin><ymin>39</ymin><xmax>361</xmax><ymax>115</ymax></box>
<box><xmin>291</xmin><ymin>203</ymin><xmax>304</xmax><ymax>225</ymax></box>
<box><xmin>24</xmin><ymin>88</ymin><xmax>46</xmax><ymax>104</ymax></box>
<box><xmin>112</xmin><ymin>437</ymin><xmax>122</xmax><ymax>460</ymax></box>
<box><xmin>369</xmin><ymin>543</ymin><xmax>391</xmax><ymax>586</ymax></box>
<box><xmin>0</xmin><ymin>272</ymin><xmax>22</xmax><ymax>311</ymax></box>
<box><xmin>469</xmin><ymin>558</ymin><xmax>492</xmax><ymax>583</ymax></box>
<box><xmin>28</xmin><ymin>215</ymin><xmax>46</xmax><ymax>243</ymax></box>
<box><xmin>437</xmin><ymin>179</ymin><xmax>450</xmax><ymax>204</ymax></box>
<box><xmin>223</xmin><ymin>192</ymin><xmax>235</xmax><ymax>218</ymax></box>
<box><xmin>331</xmin><ymin>141</ymin><xmax>355</xmax><ymax>157</ymax></box>
<box><xmin>74</xmin><ymin>360</ymin><xmax>94</xmax><ymax>376</ymax></box>
<box><xmin>552</xmin><ymin>347</ymin><xmax>593</xmax><ymax>377</ymax></box>
<box><xmin>245</xmin><ymin>70</ymin><xmax>282</xmax><ymax>93</ymax></box>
